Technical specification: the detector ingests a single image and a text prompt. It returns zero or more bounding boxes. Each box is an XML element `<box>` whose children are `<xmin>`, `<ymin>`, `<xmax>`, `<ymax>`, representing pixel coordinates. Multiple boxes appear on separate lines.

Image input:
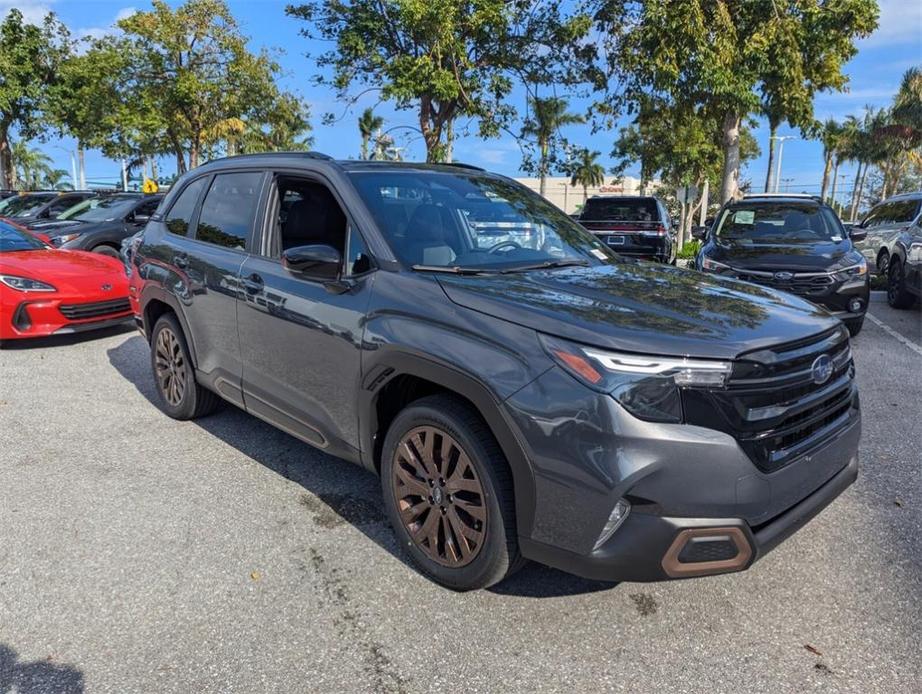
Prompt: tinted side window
<box><xmin>195</xmin><ymin>172</ymin><xmax>262</xmax><ymax>250</ymax></box>
<box><xmin>165</xmin><ymin>177</ymin><xmax>207</xmax><ymax>236</ymax></box>
<box><xmin>135</xmin><ymin>198</ymin><xmax>160</xmax><ymax>218</ymax></box>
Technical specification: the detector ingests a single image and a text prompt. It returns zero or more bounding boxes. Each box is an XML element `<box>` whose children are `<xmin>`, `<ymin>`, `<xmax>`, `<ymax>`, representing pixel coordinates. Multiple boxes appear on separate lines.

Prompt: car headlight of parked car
<box><xmin>831</xmin><ymin>253</ymin><xmax>867</xmax><ymax>281</ymax></box>
<box><xmin>0</xmin><ymin>274</ymin><xmax>57</xmax><ymax>292</ymax></box>
<box><xmin>51</xmin><ymin>232</ymin><xmax>84</xmax><ymax>246</ymax></box>
<box><xmin>540</xmin><ymin>335</ymin><xmax>732</xmax><ymax>423</ymax></box>
<box><xmin>701</xmin><ymin>256</ymin><xmax>732</xmax><ymax>273</ymax></box>
<box><xmin>908</xmin><ymin>242</ymin><xmax>922</xmax><ymax>263</ymax></box>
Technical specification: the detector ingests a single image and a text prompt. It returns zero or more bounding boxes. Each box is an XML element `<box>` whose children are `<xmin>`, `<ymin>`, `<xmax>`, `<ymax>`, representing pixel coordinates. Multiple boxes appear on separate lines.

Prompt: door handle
<box><xmin>241</xmin><ymin>273</ymin><xmax>264</xmax><ymax>294</ymax></box>
<box><xmin>173</xmin><ymin>253</ymin><xmax>189</xmax><ymax>269</ymax></box>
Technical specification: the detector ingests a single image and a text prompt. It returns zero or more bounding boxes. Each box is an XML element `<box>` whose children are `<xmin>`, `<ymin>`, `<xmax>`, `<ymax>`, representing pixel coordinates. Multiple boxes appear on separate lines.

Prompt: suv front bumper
<box><xmin>504</xmin><ymin>366</ymin><xmax>860</xmax><ymax>582</ymax></box>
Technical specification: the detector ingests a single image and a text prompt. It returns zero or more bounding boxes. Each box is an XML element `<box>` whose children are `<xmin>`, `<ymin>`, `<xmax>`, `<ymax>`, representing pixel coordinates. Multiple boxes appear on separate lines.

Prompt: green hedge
<box><xmin>676</xmin><ymin>241</ymin><xmax>701</xmax><ymax>259</ymax></box>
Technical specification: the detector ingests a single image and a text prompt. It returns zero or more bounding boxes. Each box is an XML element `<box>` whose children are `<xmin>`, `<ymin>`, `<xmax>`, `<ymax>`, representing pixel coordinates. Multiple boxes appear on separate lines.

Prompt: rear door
<box><xmin>174</xmin><ymin>171</ymin><xmax>266</xmax><ymax>403</ymax></box>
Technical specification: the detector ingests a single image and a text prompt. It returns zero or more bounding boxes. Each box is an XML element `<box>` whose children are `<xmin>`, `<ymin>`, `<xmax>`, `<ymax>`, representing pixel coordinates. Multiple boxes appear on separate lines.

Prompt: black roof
<box><xmin>197</xmin><ymin>151</ymin><xmax>486</xmax><ymax>174</ymax></box>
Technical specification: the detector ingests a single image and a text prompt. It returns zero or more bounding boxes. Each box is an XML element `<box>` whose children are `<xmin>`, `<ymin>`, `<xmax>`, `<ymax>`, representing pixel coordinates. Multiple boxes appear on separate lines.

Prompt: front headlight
<box><xmin>701</xmin><ymin>256</ymin><xmax>731</xmax><ymax>273</ymax></box>
<box><xmin>0</xmin><ymin>274</ymin><xmax>57</xmax><ymax>292</ymax></box>
<box><xmin>52</xmin><ymin>232</ymin><xmax>83</xmax><ymax>246</ymax></box>
<box><xmin>540</xmin><ymin>335</ymin><xmax>732</xmax><ymax>423</ymax></box>
<box><xmin>833</xmin><ymin>255</ymin><xmax>867</xmax><ymax>281</ymax></box>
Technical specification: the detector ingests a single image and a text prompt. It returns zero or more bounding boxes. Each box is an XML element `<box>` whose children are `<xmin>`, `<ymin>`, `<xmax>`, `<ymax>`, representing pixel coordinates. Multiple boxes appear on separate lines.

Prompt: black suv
<box><xmin>694</xmin><ymin>194</ymin><xmax>870</xmax><ymax>335</ymax></box>
<box><xmin>577</xmin><ymin>195</ymin><xmax>676</xmax><ymax>263</ymax></box>
<box><xmin>0</xmin><ymin>191</ymin><xmax>98</xmax><ymax>224</ymax></box>
<box><xmin>130</xmin><ymin>154</ymin><xmax>860</xmax><ymax>590</ymax></box>
<box><xmin>30</xmin><ymin>193</ymin><xmax>163</xmax><ymax>257</ymax></box>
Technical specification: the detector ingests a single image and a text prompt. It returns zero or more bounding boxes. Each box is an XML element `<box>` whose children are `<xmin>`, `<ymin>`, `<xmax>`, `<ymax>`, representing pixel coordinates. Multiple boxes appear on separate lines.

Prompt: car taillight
<box><xmin>642</xmin><ymin>224</ymin><xmax>667</xmax><ymax>237</ymax></box>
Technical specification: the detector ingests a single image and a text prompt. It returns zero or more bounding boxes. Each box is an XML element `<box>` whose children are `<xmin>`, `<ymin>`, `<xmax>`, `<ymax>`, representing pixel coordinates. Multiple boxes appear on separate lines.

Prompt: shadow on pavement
<box><xmin>106</xmin><ymin>334</ymin><xmax>618</xmax><ymax>598</ymax></box>
<box><xmin>0</xmin><ymin>644</ymin><xmax>84</xmax><ymax>694</ymax></box>
<box><xmin>0</xmin><ymin>323</ymin><xmax>135</xmax><ymax>350</ymax></box>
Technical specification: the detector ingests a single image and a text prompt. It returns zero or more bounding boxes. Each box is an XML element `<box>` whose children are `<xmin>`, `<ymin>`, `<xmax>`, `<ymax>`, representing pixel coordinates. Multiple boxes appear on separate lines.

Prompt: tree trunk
<box><xmin>538</xmin><ymin>138</ymin><xmax>549</xmax><ymax>197</ymax></box>
<box><xmin>189</xmin><ymin>138</ymin><xmax>200</xmax><ymax>169</ymax></box>
<box><xmin>77</xmin><ymin>145</ymin><xmax>86</xmax><ymax>189</ymax></box>
<box><xmin>764</xmin><ymin>122</ymin><xmax>777</xmax><ymax>193</ymax></box>
<box><xmin>419</xmin><ymin>96</ymin><xmax>442</xmax><ymax>163</ymax></box>
<box><xmin>830</xmin><ymin>157</ymin><xmax>841</xmax><ymax>211</ymax></box>
<box><xmin>361</xmin><ymin>136</ymin><xmax>368</xmax><ymax>161</ymax></box>
<box><xmin>720</xmin><ymin>112</ymin><xmax>741</xmax><ymax>203</ymax></box>
<box><xmin>820</xmin><ymin>154</ymin><xmax>833</xmax><ymax>201</ymax></box>
<box><xmin>855</xmin><ymin>164</ymin><xmax>869</xmax><ymax>219</ymax></box>
<box><xmin>176</xmin><ymin>149</ymin><xmax>186</xmax><ymax>175</ymax></box>
<box><xmin>0</xmin><ymin>125</ymin><xmax>11</xmax><ymax>190</ymax></box>
<box><xmin>445</xmin><ymin>119</ymin><xmax>453</xmax><ymax>163</ymax></box>
<box><xmin>582</xmin><ymin>184</ymin><xmax>588</xmax><ymax>203</ymax></box>
<box><xmin>849</xmin><ymin>162</ymin><xmax>863</xmax><ymax>222</ymax></box>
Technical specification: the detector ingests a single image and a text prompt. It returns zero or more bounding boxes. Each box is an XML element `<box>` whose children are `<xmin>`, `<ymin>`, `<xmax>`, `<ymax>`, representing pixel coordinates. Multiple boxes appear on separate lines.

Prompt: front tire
<box><xmin>380</xmin><ymin>394</ymin><xmax>522</xmax><ymax>591</ymax></box>
<box><xmin>91</xmin><ymin>244</ymin><xmax>120</xmax><ymax>258</ymax></box>
<box><xmin>150</xmin><ymin>314</ymin><xmax>220</xmax><ymax>419</ymax></box>
<box><xmin>887</xmin><ymin>257</ymin><xmax>917</xmax><ymax>309</ymax></box>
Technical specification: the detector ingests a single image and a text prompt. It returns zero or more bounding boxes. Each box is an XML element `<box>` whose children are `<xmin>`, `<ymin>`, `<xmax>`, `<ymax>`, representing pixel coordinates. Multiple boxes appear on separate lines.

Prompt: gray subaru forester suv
<box><xmin>128</xmin><ymin>153</ymin><xmax>860</xmax><ymax>590</ymax></box>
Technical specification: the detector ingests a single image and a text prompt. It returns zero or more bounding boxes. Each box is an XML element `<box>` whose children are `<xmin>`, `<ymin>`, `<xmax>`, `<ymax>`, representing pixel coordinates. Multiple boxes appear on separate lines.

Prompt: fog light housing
<box><xmin>848</xmin><ymin>297</ymin><xmax>863</xmax><ymax>313</ymax></box>
<box><xmin>593</xmin><ymin>498</ymin><xmax>631</xmax><ymax>551</ymax></box>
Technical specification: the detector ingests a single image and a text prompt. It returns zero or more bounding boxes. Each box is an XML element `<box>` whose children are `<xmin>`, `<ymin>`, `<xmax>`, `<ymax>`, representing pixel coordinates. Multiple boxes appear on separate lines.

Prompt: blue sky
<box><xmin>4</xmin><ymin>0</ymin><xmax>920</xmax><ymax>200</ymax></box>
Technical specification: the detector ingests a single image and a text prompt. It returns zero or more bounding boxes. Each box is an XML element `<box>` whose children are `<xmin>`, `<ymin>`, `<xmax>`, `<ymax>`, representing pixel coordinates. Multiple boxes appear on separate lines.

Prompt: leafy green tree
<box><xmin>521</xmin><ymin>96</ymin><xmax>584</xmax><ymax>196</ymax></box>
<box><xmin>287</xmin><ymin>1</ymin><xmax>590</xmax><ymax>162</ymax></box>
<box><xmin>604</xmin><ymin>0</ymin><xmax>878</xmax><ymax>203</ymax></box>
<box><xmin>0</xmin><ymin>9</ymin><xmax>70</xmax><ymax>188</ymax></box>
<box><xmin>236</xmin><ymin>92</ymin><xmax>312</xmax><ymax>154</ymax></box>
<box><xmin>817</xmin><ymin>118</ymin><xmax>844</xmax><ymax>201</ymax></box>
<box><xmin>568</xmin><ymin>148</ymin><xmax>605</xmax><ymax>202</ymax></box>
<box><xmin>10</xmin><ymin>141</ymin><xmax>53</xmax><ymax>190</ymax></box>
<box><xmin>43</xmin><ymin>168</ymin><xmax>72</xmax><ymax>190</ymax></box>
<box><xmin>358</xmin><ymin>108</ymin><xmax>384</xmax><ymax>160</ymax></box>
<box><xmin>116</xmin><ymin>0</ymin><xmax>286</xmax><ymax>170</ymax></box>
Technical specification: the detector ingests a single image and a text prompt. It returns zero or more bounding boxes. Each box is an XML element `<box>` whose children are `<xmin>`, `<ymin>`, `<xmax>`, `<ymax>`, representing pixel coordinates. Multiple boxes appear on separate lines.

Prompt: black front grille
<box><xmin>735</xmin><ymin>270</ymin><xmax>834</xmax><ymax>296</ymax></box>
<box><xmin>684</xmin><ymin>326</ymin><xmax>858</xmax><ymax>473</ymax></box>
<box><xmin>59</xmin><ymin>298</ymin><xmax>131</xmax><ymax>320</ymax></box>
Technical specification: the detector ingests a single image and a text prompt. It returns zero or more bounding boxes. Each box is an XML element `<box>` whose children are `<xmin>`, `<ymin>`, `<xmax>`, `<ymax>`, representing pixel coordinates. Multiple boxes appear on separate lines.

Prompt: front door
<box><xmin>237</xmin><ymin>174</ymin><xmax>376</xmax><ymax>456</ymax></box>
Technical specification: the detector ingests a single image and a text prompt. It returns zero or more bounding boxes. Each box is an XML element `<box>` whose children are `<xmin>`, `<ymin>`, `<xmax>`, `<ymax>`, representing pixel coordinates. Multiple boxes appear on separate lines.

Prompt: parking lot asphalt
<box><xmin>1</xmin><ymin>303</ymin><xmax>920</xmax><ymax>694</ymax></box>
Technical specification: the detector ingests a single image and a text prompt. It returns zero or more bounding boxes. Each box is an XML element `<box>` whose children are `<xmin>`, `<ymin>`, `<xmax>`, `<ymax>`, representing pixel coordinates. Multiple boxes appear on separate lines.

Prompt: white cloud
<box><xmin>859</xmin><ymin>0</ymin><xmax>922</xmax><ymax>47</ymax></box>
<box><xmin>0</xmin><ymin>1</ymin><xmax>57</xmax><ymax>25</ymax></box>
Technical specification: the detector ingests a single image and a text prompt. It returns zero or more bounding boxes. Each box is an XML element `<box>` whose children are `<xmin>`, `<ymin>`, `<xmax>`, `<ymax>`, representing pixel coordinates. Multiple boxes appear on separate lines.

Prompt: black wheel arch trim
<box><xmin>139</xmin><ymin>285</ymin><xmax>199</xmax><ymax>368</ymax></box>
<box><xmin>359</xmin><ymin>347</ymin><xmax>538</xmax><ymax>539</ymax></box>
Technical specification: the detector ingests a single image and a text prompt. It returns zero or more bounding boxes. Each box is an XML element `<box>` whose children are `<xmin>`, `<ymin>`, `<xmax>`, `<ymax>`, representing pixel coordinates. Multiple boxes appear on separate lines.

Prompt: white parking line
<box><xmin>866</xmin><ymin>312</ymin><xmax>922</xmax><ymax>357</ymax></box>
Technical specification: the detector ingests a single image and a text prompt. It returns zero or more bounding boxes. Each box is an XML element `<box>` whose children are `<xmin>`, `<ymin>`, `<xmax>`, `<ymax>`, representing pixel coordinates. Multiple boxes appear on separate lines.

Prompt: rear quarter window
<box><xmin>165</xmin><ymin>177</ymin><xmax>208</xmax><ymax>236</ymax></box>
<box><xmin>194</xmin><ymin>172</ymin><xmax>263</xmax><ymax>250</ymax></box>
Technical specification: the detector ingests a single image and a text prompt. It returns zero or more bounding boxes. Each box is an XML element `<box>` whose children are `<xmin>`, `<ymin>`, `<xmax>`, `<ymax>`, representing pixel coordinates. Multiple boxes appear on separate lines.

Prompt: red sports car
<box><xmin>0</xmin><ymin>221</ymin><xmax>132</xmax><ymax>340</ymax></box>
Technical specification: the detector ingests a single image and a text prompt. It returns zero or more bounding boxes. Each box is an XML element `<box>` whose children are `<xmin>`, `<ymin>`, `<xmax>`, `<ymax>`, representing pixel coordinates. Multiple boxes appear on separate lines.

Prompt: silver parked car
<box><xmin>853</xmin><ymin>191</ymin><xmax>922</xmax><ymax>274</ymax></box>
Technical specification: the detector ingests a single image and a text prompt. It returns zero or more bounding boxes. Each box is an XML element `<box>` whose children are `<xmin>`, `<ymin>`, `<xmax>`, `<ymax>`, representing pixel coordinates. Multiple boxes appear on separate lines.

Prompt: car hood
<box><xmin>435</xmin><ymin>262</ymin><xmax>839</xmax><ymax>360</ymax></box>
<box><xmin>707</xmin><ymin>238</ymin><xmax>850</xmax><ymax>271</ymax></box>
<box><xmin>0</xmin><ymin>249</ymin><xmax>128</xmax><ymax>294</ymax></box>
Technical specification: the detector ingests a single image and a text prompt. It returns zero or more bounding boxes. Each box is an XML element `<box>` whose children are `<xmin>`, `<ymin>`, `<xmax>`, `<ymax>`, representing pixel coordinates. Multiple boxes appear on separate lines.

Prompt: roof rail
<box><xmin>442</xmin><ymin>161</ymin><xmax>485</xmax><ymax>171</ymax></box>
<box><xmin>206</xmin><ymin>151</ymin><xmax>335</xmax><ymax>165</ymax></box>
<box><xmin>742</xmin><ymin>192</ymin><xmax>819</xmax><ymax>200</ymax></box>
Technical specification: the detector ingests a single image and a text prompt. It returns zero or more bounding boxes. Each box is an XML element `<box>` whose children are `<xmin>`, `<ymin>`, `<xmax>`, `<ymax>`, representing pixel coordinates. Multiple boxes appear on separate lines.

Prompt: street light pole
<box><xmin>771</xmin><ymin>136</ymin><xmax>798</xmax><ymax>193</ymax></box>
<box><xmin>52</xmin><ymin>145</ymin><xmax>78</xmax><ymax>190</ymax></box>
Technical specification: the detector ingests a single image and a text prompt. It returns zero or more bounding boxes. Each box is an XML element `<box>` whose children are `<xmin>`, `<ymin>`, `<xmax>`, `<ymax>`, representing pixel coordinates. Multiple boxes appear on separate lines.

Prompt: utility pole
<box><xmin>771</xmin><ymin>136</ymin><xmax>798</xmax><ymax>193</ymax></box>
<box><xmin>699</xmin><ymin>179</ymin><xmax>709</xmax><ymax>226</ymax></box>
<box><xmin>121</xmin><ymin>159</ymin><xmax>128</xmax><ymax>191</ymax></box>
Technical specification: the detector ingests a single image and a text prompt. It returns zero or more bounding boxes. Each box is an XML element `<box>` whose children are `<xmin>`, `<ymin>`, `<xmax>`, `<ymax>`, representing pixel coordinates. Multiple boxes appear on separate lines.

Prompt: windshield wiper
<box><xmin>498</xmin><ymin>258</ymin><xmax>590</xmax><ymax>274</ymax></box>
<box><xmin>411</xmin><ymin>264</ymin><xmax>496</xmax><ymax>275</ymax></box>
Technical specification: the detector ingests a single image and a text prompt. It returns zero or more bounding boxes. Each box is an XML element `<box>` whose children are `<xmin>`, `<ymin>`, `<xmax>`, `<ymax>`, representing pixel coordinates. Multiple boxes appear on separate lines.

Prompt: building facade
<box><xmin>514</xmin><ymin>176</ymin><xmax>649</xmax><ymax>214</ymax></box>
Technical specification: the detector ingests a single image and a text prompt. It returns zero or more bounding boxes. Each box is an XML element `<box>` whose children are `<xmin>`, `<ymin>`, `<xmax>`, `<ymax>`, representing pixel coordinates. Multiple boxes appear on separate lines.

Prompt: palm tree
<box><xmin>358</xmin><ymin>108</ymin><xmax>384</xmax><ymax>160</ymax></box>
<box><xmin>11</xmin><ymin>142</ymin><xmax>54</xmax><ymax>190</ymax></box>
<box><xmin>818</xmin><ymin>119</ymin><xmax>843</xmax><ymax>202</ymax></box>
<box><xmin>569</xmin><ymin>149</ymin><xmax>605</xmax><ymax>203</ymax></box>
<box><xmin>43</xmin><ymin>169</ymin><xmax>73</xmax><ymax>190</ymax></box>
<box><xmin>522</xmin><ymin>97</ymin><xmax>584</xmax><ymax>197</ymax></box>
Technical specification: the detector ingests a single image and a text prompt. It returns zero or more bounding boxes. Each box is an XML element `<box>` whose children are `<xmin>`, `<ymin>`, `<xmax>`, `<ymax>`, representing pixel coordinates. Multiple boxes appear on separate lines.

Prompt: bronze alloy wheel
<box><xmin>154</xmin><ymin>327</ymin><xmax>186</xmax><ymax>406</ymax></box>
<box><xmin>391</xmin><ymin>425</ymin><xmax>487</xmax><ymax>567</ymax></box>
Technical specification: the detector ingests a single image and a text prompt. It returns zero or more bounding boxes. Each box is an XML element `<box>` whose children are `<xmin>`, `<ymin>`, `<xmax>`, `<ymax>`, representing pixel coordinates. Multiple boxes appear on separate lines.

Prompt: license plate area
<box><xmin>607</xmin><ymin>235</ymin><xmax>625</xmax><ymax>245</ymax></box>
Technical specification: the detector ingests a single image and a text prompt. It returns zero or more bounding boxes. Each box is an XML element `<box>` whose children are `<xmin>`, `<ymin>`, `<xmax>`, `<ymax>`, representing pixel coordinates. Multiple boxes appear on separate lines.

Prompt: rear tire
<box><xmin>91</xmin><ymin>244</ymin><xmax>120</xmax><ymax>258</ymax></box>
<box><xmin>380</xmin><ymin>394</ymin><xmax>522</xmax><ymax>591</ymax></box>
<box><xmin>150</xmin><ymin>313</ymin><xmax>220</xmax><ymax>419</ymax></box>
<box><xmin>887</xmin><ymin>257</ymin><xmax>917</xmax><ymax>309</ymax></box>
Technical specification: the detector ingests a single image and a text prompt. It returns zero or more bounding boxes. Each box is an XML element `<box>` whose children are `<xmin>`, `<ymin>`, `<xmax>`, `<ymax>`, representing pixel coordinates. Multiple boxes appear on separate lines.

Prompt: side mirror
<box><xmin>691</xmin><ymin>225</ymin><xmax>708</xmax><ymax>241</ymax></box>
<box><xmin>848</xmin><ymin>227</ymin><xmax>867</xmax><ymax>242</ymax></box>
<box><xmin>282</xmin><ymin>243</ymin><xmax>341</xmax><ymax>280</ymax></box>
<box><xmin>133</xmin><ymin>214</ymin><xmax>151</xmax><ymax>224</ymax></box>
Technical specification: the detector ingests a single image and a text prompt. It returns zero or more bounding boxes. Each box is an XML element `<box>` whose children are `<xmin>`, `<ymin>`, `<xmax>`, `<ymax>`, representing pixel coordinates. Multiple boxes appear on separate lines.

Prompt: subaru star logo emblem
<box><xmin>811</xmin><ymin>354</ymin><xmax>833</xmax><ymax>385</ymax></box>
<box><xmin>101</xmin><ymin>283</ymin><xmax>112</xmax><ymax>291</ymax></box>
<box><xmin>774</xmin><ymin>271</ymin><xmax>794</xmax><ymax>281</ymax></box>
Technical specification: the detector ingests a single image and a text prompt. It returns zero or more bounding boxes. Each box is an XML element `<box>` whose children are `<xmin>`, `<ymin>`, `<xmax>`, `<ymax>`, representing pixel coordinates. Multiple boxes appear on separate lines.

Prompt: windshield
<box><xmin>0</xmin><ymin>222</ymin><xmax>45</xmax><ymax>251</ymax></box>
<box><xmin>0</xmin><ymin>194</ymin><xmax>55</xmax><ymax>218</ymax></box>
<box><xmin>62</xmin><ymin>195</ymin><xmax>138</xmax><ymax>222</ymax></box>
<box><xmin>348</xmin><ymin>170</ymin><xmax>614</xmax><ymax>270</ymax></box>
<box><xmin>581</xmin><ymin>197</ymin><xmax>660</xmax><ymax>222</ymax></box>
<box><xmin>715</xmin><ymin>203</ymin><xmax>843</xmax><ymax>243</ymax></box>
